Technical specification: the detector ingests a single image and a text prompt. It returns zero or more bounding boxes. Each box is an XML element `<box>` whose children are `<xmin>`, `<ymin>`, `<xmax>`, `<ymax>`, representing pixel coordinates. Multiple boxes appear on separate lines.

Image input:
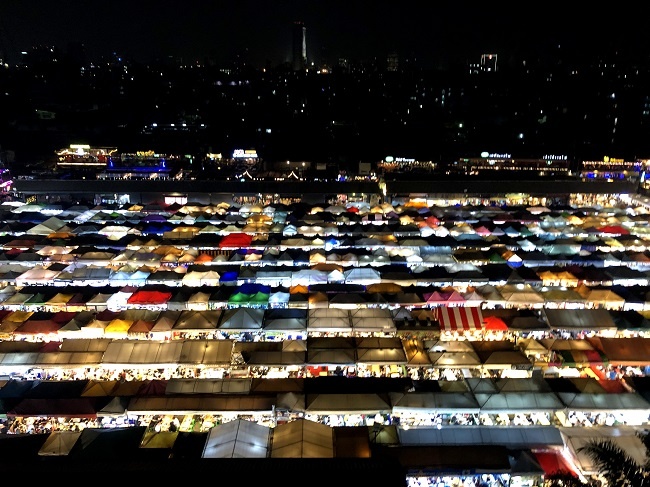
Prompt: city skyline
<box><xmin>2</xmin><ymin>2</ymin><xmax>649</xmax><ymax>68</ymax></box>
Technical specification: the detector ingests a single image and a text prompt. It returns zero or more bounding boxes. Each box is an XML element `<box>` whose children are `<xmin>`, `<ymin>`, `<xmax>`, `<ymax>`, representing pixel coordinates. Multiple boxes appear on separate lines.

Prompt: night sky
<box><xmin>1</xmin><ymin>1</ymin><xmax>648</xmax><ymax>68</ymax></box>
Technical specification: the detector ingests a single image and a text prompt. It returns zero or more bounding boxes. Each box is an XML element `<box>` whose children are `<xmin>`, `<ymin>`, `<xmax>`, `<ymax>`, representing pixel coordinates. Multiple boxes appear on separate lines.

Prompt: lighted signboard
<box><xmin>233</xmin><ymin>149</ymin><xmax>258</xmax><ymax>159</ymax></box>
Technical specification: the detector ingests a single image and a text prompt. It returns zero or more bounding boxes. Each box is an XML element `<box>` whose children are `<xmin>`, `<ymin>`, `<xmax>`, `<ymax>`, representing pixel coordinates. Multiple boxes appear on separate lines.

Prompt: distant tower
<box><xmin>292</xmin><ymin>21</ymin><xmax>307</xmax><ymax>71</ymax></box>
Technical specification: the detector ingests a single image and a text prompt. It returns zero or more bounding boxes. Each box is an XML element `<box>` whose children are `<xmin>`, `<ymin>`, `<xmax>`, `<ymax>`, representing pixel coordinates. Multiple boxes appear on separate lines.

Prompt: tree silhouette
<box><xmin>545</xmin><ymin>429</ymin><xmax>650</xmax><ymax>487</ymax></box>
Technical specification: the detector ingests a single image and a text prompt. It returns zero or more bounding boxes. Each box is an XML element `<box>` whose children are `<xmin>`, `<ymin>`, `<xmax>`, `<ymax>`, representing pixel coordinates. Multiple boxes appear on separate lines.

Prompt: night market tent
<box><xmin>390</xmin><ymin>391</ymin><xmax>481</xmax><ymax>414</ymax></box>
<box><xmin>303</xmin><ymin>392</ymin><xmax>393</xmax><ymax>415</ymax></box>
<box><xmin>270</xmin><ymin>419</ymin><xmax>334</xmax><ymax>458</ymax></box>
<box><xmin>81</xmin><ymin>380</ymin><xmax>120</xmax><ymax>397</ymax></box>
<box><xmin>99</xmin><ymin>339</ymin><xmax>233</xmax><ymax>367</ymax></box>
<box><xmin>1</xmin><ymin>309</ymin><xmax>33</xmax><ymax>326</ymax></box>
<box><xmin>12</xmin><ymin>265</ymin><xmax>51</xmax><ymax>285</ymax></box>
<box><xmin>202</xmin><ymin>418</ymin><xmax>270</xmax><ymax>458</ymax></box>
<box><xmin>592</xmin><ymin>337</ymin><xmax>650</xmax><ymax>366</ymax></box>
<box><xmin>557</xmin><ymin>390</ymin><xmax>650</xmax><ymax>415</ymax></box>
<box><xmin>38</xmin><ymin>430</ymin><xmax>82</xmax><ymax>456</ymax></box>
<box><xmin>543</xmin><ymin>308</ymin><xmax>617</xmax><ymax>331</ymax></box>
<box><xmin>537</xmin><ymin>338</ymin><xmax>607</xmax><ymax>368</ymax></box>
<box><xmin>105</xmin><ymin>289</ymin><xmax>135</xmax><ymax>309</ymax></box>
<box><xmin>306</xmin><ymin>337</ymin><xmax>357</xmax><ymax>366</ymax></box>
<box><xmin>473</xmin><ymin>391</ymin><xmax>565</xmax><ymax>413</ymax></box>
<box><xmin>343</xmin><ymin>266</ymin><xmax>381</xmax><ymax>284</ymax></box>
<box><xmin>127</xmin><ymin>318</ymin><xmax>156</xmax><ymax>335</ymax></box>
<box><xmin>166</xmin><ymin>378</ymin><xmax>252</xmax><ymax>394</ymax></box>
<box><xmin>99</xmin><ymin>340</ymin><xmax>180</xmax><ymax>366</ymax></box>
<box><xmin>497</xmin><ymin>284</ymin><xmax>545</xmax><ymax>308</ymax></box>
<box><xmin>139</xmin><ymin>430</ymin><xmax>179</xmax><ymax>451</ymax></box>
<box><xmin>43</xmin><ymin>292</ymin><xmax>75</xmax><ymax>310</ymax></box>
<box><xmin>68</xmin><ymin>266</ymin><xmax>112</xmax><ymax>286</ymax></box>
<box><xmin>504</xmin><ymin>312</ymin><xmax>551</xmax><ymax>332</ymax></box>
<box><xmin>218</xmin><ymin>307</ymin><xmax>265</xmax><ymax>331</ymax></box>
<box><xmin>255</xmin><ymin>269</ymin><xmax>292</xmax><ymax>287</ymax></box>
<box><xmin>0</xmin><ymin>292</ymin><xmax>35</xmax><ymax>309</ymax></box>
<box><xmin>182</xmin><ymin>270</ymin><xmax>221</xmax><ymax>287</ymax></box>
<box><xmin>327</xmin><ymin>292</ymin><xmax>368</xmax><ymax>309</ymax></box>
<box><xmin>479</xmin><ymin>349</ymin><xmax>534</xmax><ymax>370</ymax></box>
<box><xmin>350</xmin><ymin>308</ymin><xmax>396</xmax><ymax>334</ymax></box>
<box><xmin>267</xmin><ymin>289</ymin><xmax>290</xmax><ymax>306</ymax></box>
<box><xmin>66</xmin><ymin>426</ymin><xmax>148</xmax><ymax>459</ymax></box>
<box><xmin>150</xmin><ymin>310</ymin><xmax>181</xmax><ymax>337</ymax></box>
<box><xmin>219</xmin><ymin>232</ymin><xmax>253</xmax><ymax>248</ymax></box>
<box><xmin>263</xmin><ymin>308</ymin><xmax>307</xmax><ymax>333</ymax></box>
<box><xmin>355</xmin><ymin>337</ymin><xmax>407</xmax><ymax>364</ymax></box>
<box><xmin>172</xmin><ymin>310</ymin><xmax>222</xmax><ymax>332</ymax></box>
<box><xmin>146</xmin><ymin>269</ymin><xmax>183</xmax><ymax>286</ymax></box>
<box><xmin>291</xmin><ymin>269</ymin><xmax>328</xmax><ymax>285</ymax></box>
<box><xmin>126</xmin><ymin>290</ymin><xmax>172</xmax><ymax>307</ymax></box>
<box><xmin>427</xmin><ymin>345</ymin><xmax>482</xmax><ymax>369</ymax></box>
<box><xmin>187</xmin><ymin>291</ymin><xmax>211</xmax><ymax>310</ymax></box>
<box><xmin>103</xmin><ymin>318</ymin><xmax>134</xmax><ymax>338</ymax></box>
<box><xmin>436</xmin><ymin>306</ymin><xmax>484</xmax><ymax>333</ymax></box>
<box><xmin>307</xmin><ymin>308</ymin><xmax>352</xmax><ymax>333</ymax></box>
<box><xmin>109</xmin><ymin>268</ymin><xmax>150</xmax><ymax>286</ymax></box>
<box><xmin>126</xmin><ymin>395</ymin><xmax>275</xmax><ymax>415</ymax></box>
<box><xmin>402</xmin><ymin>338</ymin><xmax>432</xmax><ymax>366</ymax></box>
<box><xmin>175</xmin><ymin>339</ymin><xmax>234</xmax><ymax>366</ymax></box>
<box><xmin>234</xmin><ymin>340</ymin><xmax>306</xmax><ymax>366</ymax></box>
<box><xmin>56</xmin><ymin>312</ymin><xmax>96</xmax><ymax>339</ymax></box>
<box><xmin>13</xmin><ymin>314</ymin><xmax>63</xmax><ymax>336</ymax></box>
<box><xmin>25</xmin><ymin>217</ymin><xmax>67</xmax><ymax>235</ymax></box>
<box><xmin>398</xmin><ymin>425</ymin><xmax>563</xmax><ymax>449</ymax></box>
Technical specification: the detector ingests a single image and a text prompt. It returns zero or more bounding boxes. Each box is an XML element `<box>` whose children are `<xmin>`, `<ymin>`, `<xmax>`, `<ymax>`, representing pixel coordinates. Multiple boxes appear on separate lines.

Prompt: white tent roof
<box><xmin>202</xmin><ymin>419</ymin><xmax>270</xmax><ymax>458</ymax></box>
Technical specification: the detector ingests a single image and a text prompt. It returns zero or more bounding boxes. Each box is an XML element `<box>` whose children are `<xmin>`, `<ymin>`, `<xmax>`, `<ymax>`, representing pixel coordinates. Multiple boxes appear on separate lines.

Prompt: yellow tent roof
<box><xmin>105</xmin><ymin>319</ymin><xmax>134</xmax><ymax>333</ymax></box>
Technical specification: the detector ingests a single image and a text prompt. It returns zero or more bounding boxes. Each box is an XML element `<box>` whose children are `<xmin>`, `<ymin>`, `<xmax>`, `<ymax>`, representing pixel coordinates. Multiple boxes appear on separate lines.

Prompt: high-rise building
<box><xmin>480</xmin><ymin>53</ymin><xmax>498</xmax><ymax>72</ymax></box>
<box><xmin>292</xmin><ymin>21</ymin><xmax>307</xmax><ymax>71</ymax></box>
<box><xmin>386</xmin><ymin>52</ymin><xmax>399</xmax><ymax>72</ymax></box>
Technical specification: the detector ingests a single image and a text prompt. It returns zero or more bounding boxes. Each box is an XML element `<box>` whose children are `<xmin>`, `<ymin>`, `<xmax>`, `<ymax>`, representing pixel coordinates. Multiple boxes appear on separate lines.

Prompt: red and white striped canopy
<box><xmin>436</xmin><ymin>306</ymin><xmax>484</xmax><ymax>332</ymax></box>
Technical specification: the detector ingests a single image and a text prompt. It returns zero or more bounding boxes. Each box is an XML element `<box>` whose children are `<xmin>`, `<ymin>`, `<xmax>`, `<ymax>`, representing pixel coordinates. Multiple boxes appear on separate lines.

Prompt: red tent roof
<box><xmin>127</xmin><ymin>290</ymin><xmax>172</xmax><ymax>305</ymax></box>
<box><xmin>482</xmin><ymin>315</ymin><xmax>509</xmax><ymax>331</ymax></box>
<box><xmin>598</xmin><ymin>225</ymin><xmax>629</xmax><ymax>235</ymax></box>
<box><xmin>532</xmin><ymin>450</ymin><xmax>579</xmax><ymax>477</ymax></box>
<box><xmin>219</xmin><ymin>232</ymin><xmax>253</xmax><ymax>248</ymax></box>
<box><xmin>14</xmin><ymin>319</ymin><xmax>62</xmax><ymax>335</ymax></box>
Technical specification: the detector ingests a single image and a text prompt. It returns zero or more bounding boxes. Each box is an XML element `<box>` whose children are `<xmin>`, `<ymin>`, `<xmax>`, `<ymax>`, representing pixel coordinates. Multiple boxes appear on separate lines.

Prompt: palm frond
<box><xmin>578</xmin><ymin>439</ymin><xmax>649</xmax><ymax>486</ymax></box>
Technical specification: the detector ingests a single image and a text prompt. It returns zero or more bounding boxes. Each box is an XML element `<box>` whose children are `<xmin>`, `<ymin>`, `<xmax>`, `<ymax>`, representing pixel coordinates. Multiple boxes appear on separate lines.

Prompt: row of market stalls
<box><xmin>3</xmin><ymin>252</ymin><xmax>650</xmax><ymax>288</ymax></box>
<box><xmin>1</xmin><ymin>373</ymin><xmax>649</xmax><ymax>484</ymax></box>
<box><xmin>7</xmin><ymin>233</ymin><xmax>650</xmax><ymax>266</ymax></box>
<box><xmin>4</xmin><ymin>197</ymin><xmax>650</xmax><ymax>240</ymax></box>
<box><xmin>0</xmin><ymin>416</ymin><xmax>581</xmax><ymax>486</ymax></box>
<box><xmin>3</xmin><ymin>279</ymin><xmax>650</xmax><ymax>314</ymax></box>
<box><xmin>2</xmin><ymin>196</ymin><xmax>650</xmax><ymax>484</ymax></box>
<box><xmin>1</xmin><ymin>334</ymin><xmax>649</xmax><ymax>380</ymax></box>
<box><xmin>0</xmin><ymin>305</ymin><xmax>648</xmax><ymax>340</ymax></box>
<box><xmin>1</xmin><ymin>375</ymin><xmax>649</xmax><ymax>424</ymax></box>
